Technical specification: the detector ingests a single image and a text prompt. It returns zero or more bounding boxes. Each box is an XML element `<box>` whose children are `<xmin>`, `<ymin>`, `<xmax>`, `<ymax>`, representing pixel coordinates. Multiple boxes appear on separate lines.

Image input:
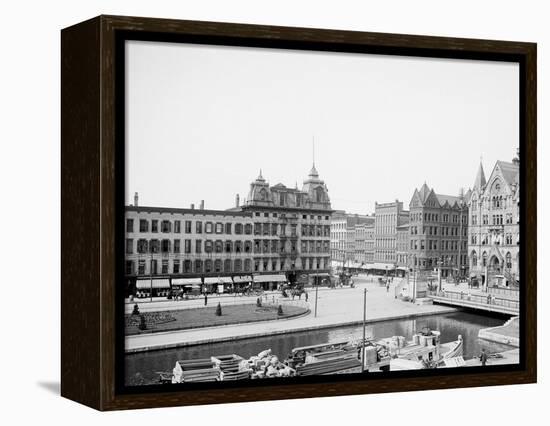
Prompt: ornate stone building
<box><xmin>240</xmin><ymin>164</ymin><xmax>333</xmax><ymax>284</ymax></box>
<box><xmin>408</xmin><ymin>184</ymin><xmax>470</xmax><ymax>278</ymax></box>
<box><xmin>467</xmin><ymin>156</ymin><xmax>520</xmax><ymax>287</ymax></box>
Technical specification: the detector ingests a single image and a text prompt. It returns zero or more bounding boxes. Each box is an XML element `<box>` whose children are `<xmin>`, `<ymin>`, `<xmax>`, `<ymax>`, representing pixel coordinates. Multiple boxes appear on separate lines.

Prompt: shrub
<box><xmin>256</xmin><ymin>297</ymin><xmax>262</xmax><ymax>307</ymax></box>
<box><xmin>132</xmin><ymin>303</ymin><xmax>140</xmax><ymax>315</ymax></box>
<box><xmin>138</xmin><ymin>314</ymin><xmax>147</xmax><ymax>330</ymax></box>
<box><xmin>215</xmin><ymin>302</ymin><xmax>222</xmax><ymax>316</ymax></box>
<box><xmin>277</xmin><ymin>305</ymin><xmax>284</xmax><ymax>316</ymax></box>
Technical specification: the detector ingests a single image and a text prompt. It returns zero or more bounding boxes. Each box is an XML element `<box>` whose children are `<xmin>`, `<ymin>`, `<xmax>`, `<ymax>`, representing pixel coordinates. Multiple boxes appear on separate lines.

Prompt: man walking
<box><xmin>204</xmin><ymin>293</ymin><xmax>208</xmax><ymax>306</ymax></box>
<box><xmin>479</xmin><ymin>348</ymin><xmax>488</xmax><ymax>366</ymax></box>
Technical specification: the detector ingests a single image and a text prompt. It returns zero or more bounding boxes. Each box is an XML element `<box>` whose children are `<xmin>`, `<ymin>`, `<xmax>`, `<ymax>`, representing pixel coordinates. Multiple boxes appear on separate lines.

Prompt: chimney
<box><xmin>200</xmin><ymin>200</ymin><xmax>204</xmax><ymax>210</ymax></box>
<box><xmin>235</xmin><ymin>194</ymin><xmax>240</xmax><ymax>207</ymax></box>
<box><xmin>134</xmin><ymin>192</ymin><xmax>139</xmax><ymax>207</ymax></box>
<box><xmin>190</xmin><ymin>203</ymin><xmax>195</xmax><ymax>210</ymax></box>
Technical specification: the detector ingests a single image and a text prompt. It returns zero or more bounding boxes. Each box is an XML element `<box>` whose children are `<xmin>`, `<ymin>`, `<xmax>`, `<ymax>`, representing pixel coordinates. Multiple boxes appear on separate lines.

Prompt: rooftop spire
<box><xmin>474</xmin><ymin>159</ymin><xmax>486</xmax><ymax>190</ymax></box>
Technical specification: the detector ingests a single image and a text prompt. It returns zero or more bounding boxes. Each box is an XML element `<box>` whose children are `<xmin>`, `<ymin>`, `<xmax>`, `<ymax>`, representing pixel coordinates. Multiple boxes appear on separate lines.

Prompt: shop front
<box><xmin>135</xmin><ymin>278</ymin><xmax>170</xmax><ymax>298</ymax></box>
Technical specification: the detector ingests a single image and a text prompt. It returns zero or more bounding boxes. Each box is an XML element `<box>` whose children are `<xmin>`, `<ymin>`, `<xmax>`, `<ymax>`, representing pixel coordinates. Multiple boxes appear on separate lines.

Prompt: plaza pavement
<box><xmin>125</xmin><ymin>276</ymin><xmax>457</xmax><ymax>353</ymax></box>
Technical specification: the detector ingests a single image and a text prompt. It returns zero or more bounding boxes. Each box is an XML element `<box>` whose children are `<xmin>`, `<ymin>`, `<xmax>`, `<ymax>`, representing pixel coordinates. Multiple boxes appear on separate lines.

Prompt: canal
<box><xmin>125</xmin><ymin>311</ymin><xmax>514</xmax><ymax>386</ymax></box>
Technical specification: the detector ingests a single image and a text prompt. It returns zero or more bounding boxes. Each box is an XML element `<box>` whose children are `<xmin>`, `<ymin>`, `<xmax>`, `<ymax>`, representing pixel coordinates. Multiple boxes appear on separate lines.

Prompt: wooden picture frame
<box><xmin>61</xmin><ymin>15</ymin><xmax>536</xmax><ymax>411</ymax></box>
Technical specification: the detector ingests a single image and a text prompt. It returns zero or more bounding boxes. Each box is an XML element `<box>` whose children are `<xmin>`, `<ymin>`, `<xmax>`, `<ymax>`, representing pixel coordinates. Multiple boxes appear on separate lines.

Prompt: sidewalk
<box><xmin>125</xmin><ymin>277</ymin><xmax>457</xmax><ymax>353</ymax></box>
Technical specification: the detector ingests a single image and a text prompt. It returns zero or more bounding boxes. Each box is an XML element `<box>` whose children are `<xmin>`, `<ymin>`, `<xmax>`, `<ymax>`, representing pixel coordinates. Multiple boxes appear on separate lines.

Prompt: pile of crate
<box><xmin>172</xmin><ymin>358</ymin><xmax>220</xmax><ymax>383</ymax></box>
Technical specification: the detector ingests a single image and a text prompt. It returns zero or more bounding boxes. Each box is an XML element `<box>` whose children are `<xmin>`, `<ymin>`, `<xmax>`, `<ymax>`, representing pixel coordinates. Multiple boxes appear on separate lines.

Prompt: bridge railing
<box><xmin>428</xmin><ymin>290</ymin><xmax>520</xmax><ymax>312</ymax></box>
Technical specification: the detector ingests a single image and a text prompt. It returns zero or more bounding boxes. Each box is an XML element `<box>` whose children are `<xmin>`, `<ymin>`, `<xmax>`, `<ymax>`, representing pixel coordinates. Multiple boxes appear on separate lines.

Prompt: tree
<box><xmin>215</xmin><ymin>302</ymin><xmax>222</xmax><ymax>316</ymax></box>
<box><xmin>277</xmin><ymin>305</ymin><xmax>284</xmax><ymax>316</ymax></box>
<box><xmin>132</xmin><ymin>303</ymin><xmax>140</xmax><ymax>315</ymax></box>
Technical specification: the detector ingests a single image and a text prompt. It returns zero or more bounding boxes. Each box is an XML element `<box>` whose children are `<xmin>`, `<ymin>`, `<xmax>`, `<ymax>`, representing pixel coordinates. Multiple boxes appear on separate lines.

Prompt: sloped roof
<box><xmin>496</xmin><ymin>161</ymin><xmax>519</xmax><ymax>186</ymax></box>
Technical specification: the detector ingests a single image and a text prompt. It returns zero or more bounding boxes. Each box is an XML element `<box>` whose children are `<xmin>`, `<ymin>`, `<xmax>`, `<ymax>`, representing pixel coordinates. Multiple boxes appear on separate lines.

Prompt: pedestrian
<box><xmin>479</xmin><ymin>348</ymin><xmax>488</xmax><ymax>366</ymax></box>
<box><xmin>386</xmin><ymin>281</ymin><xmax>390</xmax><ymax>293</ymax></box>
<box><xmin>204</xmin><ymin>293</ymin><xmax>208</xmax><ymax>306</ymax></box>
<box><xmin>305</xmin><ymin>292</ymin><xmax>308</xmax><ymax>302</ymax></box>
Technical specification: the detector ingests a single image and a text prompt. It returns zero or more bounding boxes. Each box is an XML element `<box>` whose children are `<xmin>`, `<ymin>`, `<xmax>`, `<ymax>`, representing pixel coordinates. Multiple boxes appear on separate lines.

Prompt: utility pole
<box><xmin>314</xmin><ymin>284</ymin><xmax>319</xmax><ymax>317</ymax></box>
<box><xmin>361</xmin><ymin>287</ymin><xmax>367</xmax><ymax>373</ymax></box>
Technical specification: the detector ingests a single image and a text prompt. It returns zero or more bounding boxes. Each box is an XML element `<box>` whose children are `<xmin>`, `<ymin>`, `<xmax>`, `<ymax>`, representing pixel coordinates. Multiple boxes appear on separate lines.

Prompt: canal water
<box><xmin>125</xmin><ymin>311</ymin><xmax>514</xmax><ymax>386</ymax></box>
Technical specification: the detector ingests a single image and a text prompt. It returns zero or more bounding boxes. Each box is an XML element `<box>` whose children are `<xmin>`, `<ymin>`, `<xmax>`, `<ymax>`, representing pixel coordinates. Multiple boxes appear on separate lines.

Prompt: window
<box><xmin>151</xmin><ymin>259</ymin><xmax>158</xmax><ymax>274</ymax></box>
<box><xmin>196</xmin><ymin>221</ymin><xmax>202</xmax><ymax>234</ymax></box>
<box><xmin>150</xmin><ymin>239</ymin><xmax>160</xmax><ymax>253</ymax></box>
<box><xmin>151</xmin><ymin>220</ymin><xmax>158</xmax><ymax>233</ymax></box>
<box><xmin>184</xmin><ymin>239</ymin><xmax>191</xmax><ymax>254</ymax></box>
<box><xmin>195</xmin><ymin>240</ymin><xmax>202</xmax><ymax>254</ymax></box>
<box><xmin>506</xmin><ymin>213</ymin><xmax>513</xmax><ymax>224</ymax></box>
<box><xmin>215</xmin><ymin>223</ymin><xmax>223</xmax><ymax>234</ymax></box>
<box><xmin>234</xmin><ymin>259</ymin><xmax>242</xmax><ymax>272</ymax></box>
<box><xmin>126</xmin><ymin>239</ymin><xmax>133</xmax><ymax>254</ymax></box>
<box><xmin>215</xmin><ymin>240</ymin><xmax>223</xmax><ymax>253</ymax></box>
<box><xmin>205</xmin><ymin>222</ymin><xmax>213</xmax><ymax>233</ymax></box>
<box><xmin>125</xmin><ymin>260</ymin><xmax>134</xmax><ymax>275</ymax></box>
<box><xmin>173</xmin><ymin>239</ymin><xmax>180</xmax><ymax>253</ymax></box>
<box><xmin>139</xmin><ymin>219</ymin><xmax>148</xmax><ymax>232</ymax></box>
<box><xmin>137</xmin><ymin>239</ymin><xmax>148</xmax><ymax>253</ymax></box>
<box><xmin>235</xmin><ymin>223</ymin><xmax>243</xmax><ymax>234</ymax></box>
<box><xmin>205</xmin><ymin>240</ymin><xmax>213</xmax><ymax>253</ymax></box>
<box><xmin>205</xmin><ymin>260</ymin><xmax>213</xmax><ymax>273</ymax></box>
<box><xmin>138</xmin><ymin>260</ymin><xmax>145</xmax><ymax>275</ymax></box>
<box><xmin>244</xmin><ymin>259</ymin><xmax>251</xmax><ymax>272</ymax></box>
<box><xmin>224</xmin><ymin>259</ymin><xmax>232</xmax><ymax>272</ymax></box>
<box><xmin>244</xmin><ymin>224</ymin><xmax>252</xmax><ymax>234</ymax></box>
<box><xmin>214</xmin><ymin>259</ymin><xmax>222</xmax><ymax>273</ymax></box>
<box><xmin>161</xmin><ymin>239</ymin><xmax>171</xmax><ymax>253</ymax></box>
<box><xmin>235</xmin><ymin>241</ymin><xmax>242</xmax><ymax>253</ymax></box>
<box><xmin>185</xmin><ymin>221</ymin><xmax>192</xmax><ymax>233</ymax></box>
<box><xmin>174</xmin><ymin>220</ymin><xmax>181</xmax><ymax>233</ymax></box>
<box><xmin>126</xmin><ymin>219</ymin><xmax>134</xmax><ymax>233</ymax></box>
<box><xmin>183</xmin><ymin>260</ymin><xmax>192</xmax><ymax>273</ymax></box>
<box><xmin>161</xmin><ymin>259</ymin><xmax>168</xmax><ymax>274</ymax></box>
<box><xmin>194</xmin><ymin>260</ymin><xmax>202</xmax><ymax>273</ymax></box>
<box><xmin>161</xmin><ymin>220</ymin><xmax>171</xmax><ymax>233</ymax></box>
<box><xmin>225</xmin><ymin>241</ymin><xmax>232</xmax><ymax>253</ymax></box>
<box><xmin>506</xmin><ymin>252</ymin><xmax>512</xmax><ymax>269</ymax></box>
<box><xmin>244</xmin><ymin>241</ymin><xmax>252</xmax><ymax>253</ymax></box>
<box><xmin>482</xmin><ymin>252</ymin><xmax>487</xmax><ymax>267</ymax></box>
<box><xmin>173</xmin><ymin>260</ymin><xmax>180</xmax><ymax>274</ymax></box>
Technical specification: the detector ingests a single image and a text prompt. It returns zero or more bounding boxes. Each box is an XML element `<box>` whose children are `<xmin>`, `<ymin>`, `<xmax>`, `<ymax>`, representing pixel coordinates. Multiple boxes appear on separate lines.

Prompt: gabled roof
<box><xmin>418</xmin><ymin>182</ymin><xmax>431</xmax><ymax>203</ymax></box>
<box><xmin>496</xmin><ymin>161</ymin><xmax>519</xmax><ymax>186</ymax></box>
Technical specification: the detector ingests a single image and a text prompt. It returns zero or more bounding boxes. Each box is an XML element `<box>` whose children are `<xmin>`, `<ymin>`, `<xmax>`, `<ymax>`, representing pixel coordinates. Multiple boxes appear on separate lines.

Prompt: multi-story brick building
<box><xmin>124</xmin><ymin>196</ymin><xmax>255</xmax><ymax>297</ymax></box>
<box><xmin>467</xmin><ymin>156</ymin><xmax>520</xmax><ymax>288</ymax></box>
<box><xmin>408</xmin><ymin>184</ymin><xmax>470</xmax><ymax>279</ymax></box>
<box><xmin>330</xmin><ymin>212</ymin><xmax>374</xmax><ymax>267</ymax></box>
<box><xmin>239</xmin><ymin>165</ymin><xmax>333</xmax><ymax>285</ymax></box>
<box><xmin>373</xmin><ymin>200</ymin><xmax>409</xmax><ymax>269</ymax></box>
<box><xmin>396</xmin><ymin>222</ymin><xmax>410</xmax><ymax>268</ymax></box>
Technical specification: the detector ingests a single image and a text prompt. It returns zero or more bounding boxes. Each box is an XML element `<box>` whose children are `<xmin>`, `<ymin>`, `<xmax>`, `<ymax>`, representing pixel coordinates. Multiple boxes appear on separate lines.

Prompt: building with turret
<box><xmin>467</xmin><ymin>154</ymin><xmax>520</xmax><ymax>288</ymax></box>
<box><xmin>239</xmin><ymin>164</ymin><xmax>333</xmax><ymax>285</ymax></box>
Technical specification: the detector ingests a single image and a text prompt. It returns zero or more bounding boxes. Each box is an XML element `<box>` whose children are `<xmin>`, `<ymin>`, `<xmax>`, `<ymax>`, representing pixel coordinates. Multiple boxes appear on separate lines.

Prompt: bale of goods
<box><xmin>296</xmin><ymin>357</ymin><xmax>362</xmax><ymax>376</ymax></box>
<box><xmin>211</xmin><ymin>354</ymin><xmax>245</xmax><ymax>373</ymax></box>
<box><xmin>363</xmin><ymin>345</ymin><xmax>378</xmax><ymax>365</ymax></box>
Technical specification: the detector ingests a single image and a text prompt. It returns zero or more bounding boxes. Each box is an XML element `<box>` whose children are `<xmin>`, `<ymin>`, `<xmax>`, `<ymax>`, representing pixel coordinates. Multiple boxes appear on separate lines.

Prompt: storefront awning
<box><xmin>371</xmin><ymin>263</ymin><xmax>395</xmax><ymax>270</ymax></box>
<box><xmin>253</xmin><ymin>274</ymin><xmax>287</xmax><ymax>283</ymax></box>
<box><xmin>233</xmin><ymin>275</ymin><xmax>253</xmax><ymax>283</ymax></box>
<box><xmin>309</xmin><ymin>273</ymin><xmax>330</xmax><ymax>277</ymax></box>
<box><xmin>172</xmin><ymin>278</ymin><xmax>202</xmax><ymax>286</ymax></box>
<box><xmin>136</xmin><ymin>279</ymin><xmax>170</xmax><ymax>289</ymax></box>
<box><xmin>203</xmin><ymin>277</ymin><xmax>233</xmax><ymax>284</ymax></box>
<box><xmin>397</xmin><ymin>266</ymin><xmax>408</xmax><ymax>271</ymax></box>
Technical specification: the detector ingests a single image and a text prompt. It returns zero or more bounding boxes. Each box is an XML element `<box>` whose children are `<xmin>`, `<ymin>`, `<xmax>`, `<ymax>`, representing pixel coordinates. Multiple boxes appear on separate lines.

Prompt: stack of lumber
<box><xmin>296</xmin><ymin>356</ymin><xmax>362</xmax><ymax>376</ymax></box>
<box><xmin>172</xmin><ymin>358</ymin><xmax>220</xmax><ymax>383</ymax></box>
<box><xmin>211</xmin><ymin>355</ymin><xmax>250</xmax><ymax>381</ymax></box>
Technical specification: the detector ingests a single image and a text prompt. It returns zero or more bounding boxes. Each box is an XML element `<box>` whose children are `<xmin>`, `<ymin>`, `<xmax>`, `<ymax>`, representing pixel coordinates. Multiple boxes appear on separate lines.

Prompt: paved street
<box><xmin>125</xmin><ymin>275</ymin><xmax>456</xmax><ymax>352</ymax></box>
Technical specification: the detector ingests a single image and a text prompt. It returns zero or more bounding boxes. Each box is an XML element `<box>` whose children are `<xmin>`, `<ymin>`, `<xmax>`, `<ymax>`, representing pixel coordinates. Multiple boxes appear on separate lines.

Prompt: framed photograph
<box><xmin>61</xmin><ymin>15</ymin><xmax>536</xmax><ymax>411</ymax></box>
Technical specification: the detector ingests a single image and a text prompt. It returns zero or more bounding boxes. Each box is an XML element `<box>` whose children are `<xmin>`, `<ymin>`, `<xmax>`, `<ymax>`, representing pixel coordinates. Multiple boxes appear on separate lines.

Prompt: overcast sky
<box><xmin>125</xmin><ymin>40</ymin><xmax>518</xmax><ymax>214</ymax></box>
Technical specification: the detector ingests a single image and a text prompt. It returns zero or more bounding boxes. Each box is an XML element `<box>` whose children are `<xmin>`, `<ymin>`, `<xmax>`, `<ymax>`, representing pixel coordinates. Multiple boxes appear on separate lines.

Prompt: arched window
<box><xmin>205</xmin><ymin>259</ymin><xmax>213</xmax><ymax>273</ymax></box>
<box><xmin>471</xmin><ymin>251</ymin><xmax>477</xmax><ymax>267</ymax></box>
<box><xmin>506</xmin><ymin>252</ymin><xmax>512</xmax><ymax>269</ymax></box>
<box><xmin>482</xmin><ymin>252</ymin><xmax>487</xmax><ymax>267</ymax></box>
<box><xmin>215</xmin><ymin>240</ymin><xmax>223</xmax><ymax>253</ymax></box>
<box><xmin>259</xmin><ymin>188</ymin><xmax>268</xmax><ymax>201</ymax></box>
<box><xmin>225</xmin><ymin>240</ymin><xmax>232</xmax><ymax>253</ymax></box>
<box><xmin>214</xmin><ymin>259</ymin><xmax>222</xmax><ymax>273</ymax></box>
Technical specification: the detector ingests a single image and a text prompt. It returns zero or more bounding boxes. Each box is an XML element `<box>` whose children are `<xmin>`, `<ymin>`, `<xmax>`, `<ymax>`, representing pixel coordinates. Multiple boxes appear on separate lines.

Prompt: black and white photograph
<box><xmin>122</xmin><ymin>40</ymin><xmax>521</xmax><ymax>387</ymax></box>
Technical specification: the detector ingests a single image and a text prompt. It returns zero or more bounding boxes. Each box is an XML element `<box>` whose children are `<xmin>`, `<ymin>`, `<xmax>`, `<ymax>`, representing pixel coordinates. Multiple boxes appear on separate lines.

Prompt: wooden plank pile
<box><xmin>211</xmin><ymin>354</ymin><xmax>250</xmax><ymax>381</ymax></box>
<box><xmin>172</xmin><ymin>358</ymin><xmax>220</xmax><ymax>383</ymax></box>
<box><xmin>296</xmin><ymin>355</ymin><xmax>362</xmax><ymax>376</ymax></box>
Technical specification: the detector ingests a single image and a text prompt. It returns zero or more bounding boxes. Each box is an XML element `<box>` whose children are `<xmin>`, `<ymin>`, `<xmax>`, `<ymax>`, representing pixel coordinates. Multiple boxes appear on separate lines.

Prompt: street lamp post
<box><xmin>361</xmin><ymin>287</ymin><xmax>367</xmax><ymax>373</ymax></box>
